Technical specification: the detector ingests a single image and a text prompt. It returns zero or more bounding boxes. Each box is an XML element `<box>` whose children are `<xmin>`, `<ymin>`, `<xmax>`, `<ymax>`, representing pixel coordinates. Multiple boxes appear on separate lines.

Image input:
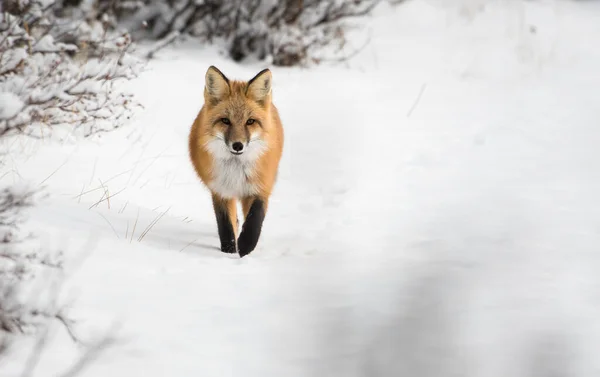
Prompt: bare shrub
<box><xmin>87</xmin><ymin>0</ymin><xmax>382</xmax><ymax>66</ymax></box>
<box><xmin>0</xmin><ymin>185</ymin><xmax>65</xmax><ymax>355</ymax></box>
<box><xmin>0</xmin><ymin>0</ymin><xmax>144</xmax><ymax>139</ymax></box>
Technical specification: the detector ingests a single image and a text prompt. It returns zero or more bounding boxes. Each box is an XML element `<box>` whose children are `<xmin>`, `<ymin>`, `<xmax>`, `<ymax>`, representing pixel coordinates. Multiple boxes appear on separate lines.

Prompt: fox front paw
<box><xmin>237</xmin><ymin>198</ymin><xmax>265</xmax><ymax>258</ymax></box>
<box><xmin>237</xmin><ymin>233</ymin><xmax>256</xmax><ymax>258</ymax></box>
<box><xmin>220</xmin><ymin>241</ymin><xmax>237</xmax><ymax>254</ymax></box>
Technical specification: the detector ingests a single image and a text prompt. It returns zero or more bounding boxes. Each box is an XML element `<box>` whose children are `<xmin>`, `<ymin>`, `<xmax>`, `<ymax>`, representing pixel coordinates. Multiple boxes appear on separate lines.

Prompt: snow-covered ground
<box><xmin>2</xmin><ymin>0</ymin><xmax>600</xmax><ymax>375</ymax></box>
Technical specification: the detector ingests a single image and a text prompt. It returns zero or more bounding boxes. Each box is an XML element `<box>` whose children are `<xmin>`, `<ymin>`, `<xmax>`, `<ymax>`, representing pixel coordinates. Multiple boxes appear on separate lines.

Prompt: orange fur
<box><xmin>188</xmin><ymin>66</ymin><xmax>284</xmax><ymax>256</ymax></box>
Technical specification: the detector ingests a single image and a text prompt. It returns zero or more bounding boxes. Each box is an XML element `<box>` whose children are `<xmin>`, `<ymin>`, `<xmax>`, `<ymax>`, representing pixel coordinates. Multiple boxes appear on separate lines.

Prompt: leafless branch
<box><xmin>407</xmin><ymin>83</ymin><xmax>427</xmax><ymax>118</ymax></box>
<box><xmin>145</xmin><ymin>30</ymin><xmax>180</xmax><ymax>59</ymax></box>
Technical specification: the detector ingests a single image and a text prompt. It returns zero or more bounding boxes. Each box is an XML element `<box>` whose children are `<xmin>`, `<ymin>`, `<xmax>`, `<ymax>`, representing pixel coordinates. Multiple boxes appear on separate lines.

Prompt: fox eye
<box><xmin>221</xmin><ymin>118</ymin><xmax>231</xmax><ymax>125</ymax></box>
<box><xmin>246</xmin><ymin>119</ymin><xmax>255</xmax><ymax>125</ymax></box>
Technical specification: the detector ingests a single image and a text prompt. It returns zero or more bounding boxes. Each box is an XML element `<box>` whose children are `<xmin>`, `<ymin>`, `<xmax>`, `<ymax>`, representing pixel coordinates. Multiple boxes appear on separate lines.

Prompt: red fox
<box><xmin>188</xmin><ymin>66</ymin><xmax>284</xmax><ymax>257</ymax></box>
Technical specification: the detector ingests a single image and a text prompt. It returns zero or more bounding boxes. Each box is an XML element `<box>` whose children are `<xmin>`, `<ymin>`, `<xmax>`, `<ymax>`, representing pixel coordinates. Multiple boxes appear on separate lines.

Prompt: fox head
<box><xmin>202</xmin><ymin>66</ymin><xmax>273</xmax><ymax>160</ymax></box>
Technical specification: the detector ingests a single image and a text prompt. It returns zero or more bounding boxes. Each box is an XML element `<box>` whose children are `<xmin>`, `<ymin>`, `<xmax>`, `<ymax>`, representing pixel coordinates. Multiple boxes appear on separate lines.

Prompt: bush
<box><xmin>0</xmin><ymin>183</ymin><xmax>114</xmax><ymax>375</ymax></box>
<box><xmin>0</xmin><ymin>185</ymin><xmax>65</xmax><ymax>354</ymax></box>
<box><xmin>0</xmin><ymin>0</ymin><xmax>144</xmax><ymax>139</ymax></box>
<box><xmin>90</xmin><ymin>0</ymin><xmax>382</xmax><ymax>66</ymax></box>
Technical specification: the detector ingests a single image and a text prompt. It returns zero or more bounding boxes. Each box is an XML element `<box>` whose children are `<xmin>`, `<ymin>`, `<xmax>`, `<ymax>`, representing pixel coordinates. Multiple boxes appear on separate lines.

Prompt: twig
<box><xmin>73</xmin><ymin>186</ymin><xmax>104</xmax><ymax>200</ymax></box>
<box><xmin>74</xmin><ymin>168</ymin><xmax>135</xmax><ymax>201</ymax></box>
<box><xmin>146</xmin><ymin>31</ymin><xmax>180</xmax><ymax>59</ymax></box>
<box><xmin>316</xmin><ymin>31</ymin><xmax>372</xmax><ymax>64</ymax></box>
<box><xmin>77</xmin><ymin>183</ymin><xmax>85</xmax><ymax>203</ymax></box>
<box><xmin>38</xmin><ymin>159</ymin><xmax>69</xmax><ymax>187</ymax></box>
<box><xmin>130</xmin><ymin>208</ymin><xmax>139</xmax><ymax>243</ymax></box>
<box><xmin>19</xmin><ymin>325</ymin><xmax>51</xmax><ymax>377</ymax></box>
<box><xmin>406</xmin><ymin>83</ymin><xmax>427</xmax><ymax>118</ymax></box>
<box><xmin>0</xmin><ymin>252</ymin><xmax>19</xmax><ymax>262</ymax></box>
<box><xmin>89</xmin><ymin>158</ymin><xmax>98</xmax><ymax>185</ymax></box>
<box><xmin>18</xmin><ymin>278</ymin><xmax>68</xmax><ymax>377</ymax></box>
<box><xmin>104</xmin><ymin>167</ymin><xmax>136</xmax><ymax>185</ymax></box>
<box><xmin>312</xmin><ymin>0</ymin><xmax>380</xmax><ymax>28</ymax></box>
<box><xmin>88</xmin><ymin>187</ymin><xmax>126</xmax><ymax>210</ymax></box>
<box><xmin>55</xmin><ymin>312</ymin><xmax>80</xmax><ymax>344</ymax></box>
<box><xmin>180</xmin><ymin>238</ymin><xmax>198</xmax><ymax>252</ymax></box>
<box><xmin>137</xmin><ymin>206</ymin><xmax>170</xmax><ymax>242</ymax></box>
<box><xmin>96</xmin><ymin>212</ymin><xmax>119</xmax><ymax>239</ymax></box>
<box><xmin>88</xmin><ymin>190</ymin><xmax>107</xmax><ymax>209</ymax></box>
<box><xmin>99</xmin><ymin>179</ymin><xmax>110</xmax><ymax>209</ymax></box>
<box><xmin>56</xmin><ymin>322</ymin><xmax>121</xmax><ymax>377</ymax></box>
<box><xmin>132</xmin><ymin>146</ymin><xmax>170</xmax><ymax>186</ymax></box>
<box><xmin>139</xmin><ymin>179</ymin><xmax>151</xmax><ymax>189</ymax></box>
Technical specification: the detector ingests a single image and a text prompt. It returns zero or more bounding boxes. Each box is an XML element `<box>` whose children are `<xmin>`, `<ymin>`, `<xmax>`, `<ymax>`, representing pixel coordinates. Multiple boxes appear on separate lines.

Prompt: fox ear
<box><xmin>246</xmin><ymin>68</ymin><xmax>272</xmax><ymax>105</ymax></box>
<box><xmin>205</xmin><ymin>66</ymin><xmax>230</xmax><ymax>103</ymax></box>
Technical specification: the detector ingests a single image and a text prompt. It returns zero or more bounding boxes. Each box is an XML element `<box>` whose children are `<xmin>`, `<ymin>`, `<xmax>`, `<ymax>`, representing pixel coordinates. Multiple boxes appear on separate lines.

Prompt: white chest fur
<box><xmin>208</xmin><ymin>157</ymin><xmax>259</xmax><ymax>199</ymax></box>
<box><xmin>204</xmin><ymin>136</ymin><xmax>267</xmax><ymax>199</ymax></box>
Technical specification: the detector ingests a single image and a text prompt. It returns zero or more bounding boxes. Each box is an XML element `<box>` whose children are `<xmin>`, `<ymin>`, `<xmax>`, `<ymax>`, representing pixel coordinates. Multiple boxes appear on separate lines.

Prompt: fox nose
<box><xmin>231</xmin><ymin>142</ymin><xmax>244</xmax><ymax>153</ymax></box>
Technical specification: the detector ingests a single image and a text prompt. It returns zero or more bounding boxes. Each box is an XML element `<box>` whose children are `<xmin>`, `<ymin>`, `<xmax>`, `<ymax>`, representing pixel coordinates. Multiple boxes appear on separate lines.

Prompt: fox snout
<box><xmin>229</xmin><ymin>141</ymin><xmax>245</xmax><ymax>155</ymax></box>
<box><xmin>222</xmin><ymin>127</ymin><xmax>249</xmax><ymax>155</ymax></box>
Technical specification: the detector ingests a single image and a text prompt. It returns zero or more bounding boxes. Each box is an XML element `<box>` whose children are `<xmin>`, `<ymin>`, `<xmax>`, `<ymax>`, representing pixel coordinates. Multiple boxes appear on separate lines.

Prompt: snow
<box><xmin>1</xmin><ymin>0</ymin><xmax>600</xmax><ymax>376</ymax></box>
<box><xmin>0</xmin><ymin>47</ymin><xmax>28</xmax><ymax>74</ymax></box>
<box><xmin>0</xmin><ymin>92</ymin><xmax>25</xmax><ymax>120</ymax></box>
<box><xmin>33</xmin><ymin>35</ymin><xmax>78</xmax><ymax>53</ymax></box>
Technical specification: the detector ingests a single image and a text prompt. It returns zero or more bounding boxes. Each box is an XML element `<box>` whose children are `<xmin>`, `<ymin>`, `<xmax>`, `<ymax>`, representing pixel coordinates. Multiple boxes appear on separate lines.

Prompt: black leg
<box><xmin>238</xmin><ymin>198</ymin><xmax>266</xmax><ymax>257</ymax></box>
<box><xmin>212</xmin><ymin>195</ymin><xmax>236</xmax><ymax>254</ymax></box>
